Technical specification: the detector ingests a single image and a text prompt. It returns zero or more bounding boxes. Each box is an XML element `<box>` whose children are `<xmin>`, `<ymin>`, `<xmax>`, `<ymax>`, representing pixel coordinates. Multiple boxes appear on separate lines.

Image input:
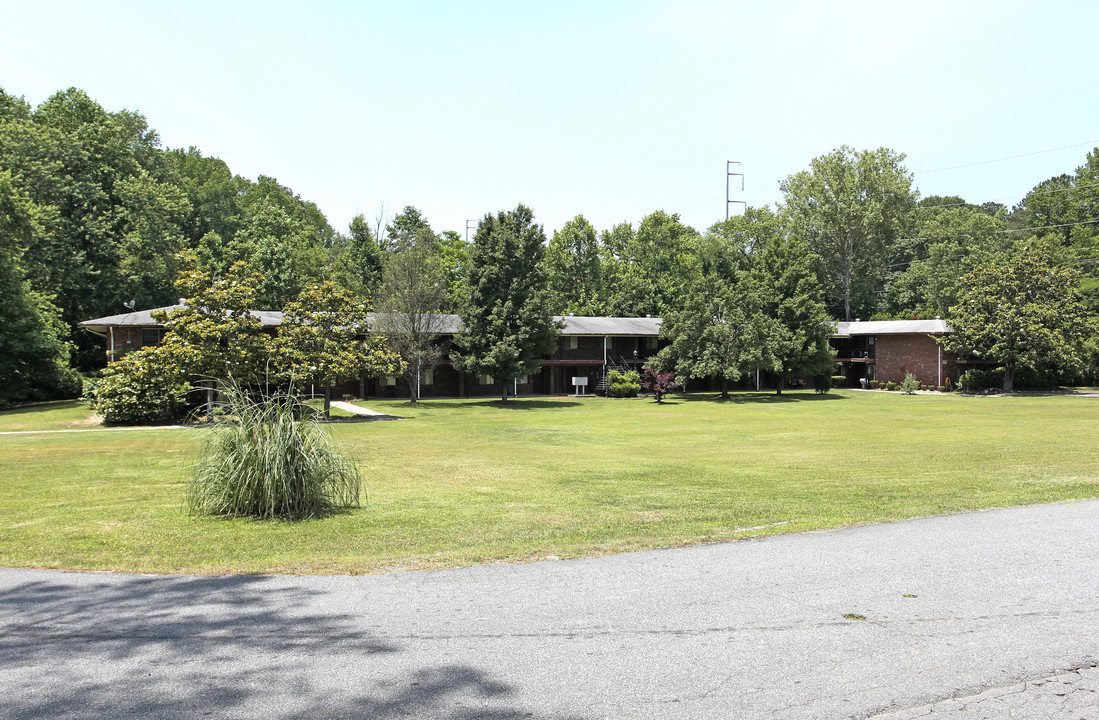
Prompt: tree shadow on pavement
<box><xmin>0</xmin><ymin>573</ymin><xmax>589</xmax><ymax>719</ymax></box>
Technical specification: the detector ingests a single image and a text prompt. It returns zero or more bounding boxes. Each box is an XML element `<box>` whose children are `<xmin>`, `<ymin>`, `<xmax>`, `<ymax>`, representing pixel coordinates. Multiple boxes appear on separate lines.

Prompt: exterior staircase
<box><xmin>596</xmin><ymin>356</ymin><xmax>635</xmax><ymax>395</ymax></box>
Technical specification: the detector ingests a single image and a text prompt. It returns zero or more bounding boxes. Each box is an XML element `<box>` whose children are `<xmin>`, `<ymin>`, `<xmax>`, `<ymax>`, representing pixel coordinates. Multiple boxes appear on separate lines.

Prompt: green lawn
<box><xmin>1</xmin><ymin>390</ymin><xmax>1097</xmax><ymax>575</ymax></box>
<box><xmin>0</xmin><ymin>400</ymin><xmax>103</xmax><ymax>432</ymax></box>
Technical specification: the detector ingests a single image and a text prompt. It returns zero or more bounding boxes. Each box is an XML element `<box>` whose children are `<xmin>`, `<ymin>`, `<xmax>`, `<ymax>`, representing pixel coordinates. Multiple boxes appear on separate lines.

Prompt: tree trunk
<box><xmin>843</xmin><ymin>233</ymin><xmax>854</xmax><ymax>321</ymax></box>
<box><xmin>323</xmin><ymin>385</ymin><xmax>331</xmax><ymax>419</ymax></box>
<box><xmin>776</xmin><ymin>375</ymin><xmax>784</xmax><ymax>396</ymax></box>
<box><xmin>501</xmin><ymin>380</ymin><xmax>508</xmax><ymax>402</ymax></box>
<box><xmin>1003</xmin><ymin>364</ymin><xmax>1015</xmax><ymax>393</ymax></box>
<box><xmin>720</xmin><ymin>376</ymin><xmax>730</xmax><ymax>399</ymax></box>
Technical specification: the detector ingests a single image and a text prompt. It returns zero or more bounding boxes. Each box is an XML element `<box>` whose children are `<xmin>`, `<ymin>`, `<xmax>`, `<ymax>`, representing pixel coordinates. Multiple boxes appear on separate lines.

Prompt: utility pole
<box><xmin>726</xmin><ymin>161</ymin><xmax>745</xmax><ymax>219</ymax></box>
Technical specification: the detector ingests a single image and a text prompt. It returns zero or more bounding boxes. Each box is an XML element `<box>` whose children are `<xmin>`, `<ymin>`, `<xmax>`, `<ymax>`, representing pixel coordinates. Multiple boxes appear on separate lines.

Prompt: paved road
<box><xmin>2</xmin><ymin>501</ymin><xmax>1097</xmax><ymax>719</ymax></box>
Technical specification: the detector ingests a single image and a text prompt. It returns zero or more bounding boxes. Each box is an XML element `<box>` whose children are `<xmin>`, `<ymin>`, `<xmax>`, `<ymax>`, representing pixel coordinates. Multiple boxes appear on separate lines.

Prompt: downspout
<box><xmin>108</xmin><ymin>326</ymin><xmax>115</xmax><ymax>361</ymax></box>
<box><xmin>937</xmin><ymin>338</ymin><xmax>942</xmax><ymax>388</ymax></box>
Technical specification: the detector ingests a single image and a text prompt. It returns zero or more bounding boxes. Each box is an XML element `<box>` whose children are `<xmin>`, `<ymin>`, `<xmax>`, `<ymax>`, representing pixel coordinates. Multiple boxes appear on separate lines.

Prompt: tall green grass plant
<box><xmin>187</xmin><ymin>383</ymin><xmax>361</xmax><ymax>519</ymax></box>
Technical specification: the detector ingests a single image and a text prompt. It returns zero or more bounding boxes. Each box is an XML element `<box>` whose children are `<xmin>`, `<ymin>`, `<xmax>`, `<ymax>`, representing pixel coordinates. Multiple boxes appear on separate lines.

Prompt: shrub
<box><xmin>81</xmin><ymin>376</ymin><xmax>100</xmax><ymax>407</ymax></box>
<box><xmin>606</xmin><ymin>369</ymin><xmax>641</xmax><ymax>398</ymax></box>
<box><xmin>958</xmin><ymin>368</ymin><xmax>1004</xmax><ymax>393</ymax></box>
<box><xmin>901</xmin><ymin>372</ymin><xmax>921</xmax><ymax>394</ymax></box>
<box><xmin>93</xmin><ymin>349</ymin><xmax>189</xmax><ymax>425</ymax></box>
<box><xmin>937</xmin><ymin>385</ymin><xmax>946</xmax><ymax>392</ymax></box>
<box><xmin>868</xmin><ymin>380</ymin><xmax>881</xmax><ymax>390</ymax></box>
<box><xmin>187</xmin><ymin>382</ymin><xmax>361</xmax><ymax>519</ymax></box>
<box><xmin>641</xmin><ymin>365</ymin><xmax>680</xmax><ymax>403</ymax></box>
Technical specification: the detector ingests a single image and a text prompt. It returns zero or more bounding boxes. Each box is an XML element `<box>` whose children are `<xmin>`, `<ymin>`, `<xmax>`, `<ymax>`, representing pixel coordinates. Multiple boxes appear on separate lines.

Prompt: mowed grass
<box><xmin>0</xmin><ymin>400</ymin><xmax>105</xmax><ymax>432</ymax></box>
<box><xmin>0</xmin><ymin>390</ymin><xmax>1096</xmax><ymax>575</ymax></box>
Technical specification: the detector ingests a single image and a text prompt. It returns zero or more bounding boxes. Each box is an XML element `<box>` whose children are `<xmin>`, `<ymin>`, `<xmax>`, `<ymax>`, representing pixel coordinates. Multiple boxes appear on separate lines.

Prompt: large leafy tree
<box><xmin>373</xmin><ymin>243</ymin><xmax>450</xmax><ymax>404</ymax></box>
<box><xmin>0</xmin><ymin>170</ymin><xmax>76</xmax><ymax>407</ymax></box>
<box><xmin>0</xmin><ymin>87</ymin><xmax>175</xmax><ymax>368</ymax></box>
<box><xmin>278</xmin><ymin>282</ymin><xmax>402</xmax><ymax>417</ymax></box>
<box><xmin>162</xmin><ymin>147</ymin><xmax>247</xmax><ymax>246</ymax></box>
<box><xmin>747</xmin><ymin>210</ymin><xmax>834</xmax><ymax>393</ymax></box>
<box><xmin>329</xmin><ymin>213</ymin><xmax>387</xmax><ymax>300</ymax></box>
<box><xmin>452</xmin><ymin>205</ymin><xmax>560</xmax><ymax>401</ymax></box>
<box><xmin>386</xmin><ymin>205</ymin><xmax>435</xmax><ymax>251</ymax></box>
<box><xmin>781</xmin><ymin>146</ymin><xmax>917</xmax><ymax>320</ymax></box>
<box><xmin>544</xmin><ymin>214</ymin><xmax>605</xmax><ymax>315</ymax></box>
<box><xmin>654</xmin><ymin>226</ymin><xmax>765</xmax><ymax>398</ymax></box>
<box><xmin>603</xmin><ymin>211</ymin><xmax>700</xmax><ymax>317</ymax></box>
<box><xmin>151</xmin><ymin>257</ymin><xmax>274</xmax><ymax>414</ymax></box>
<box><xmin>1012</xmin><ymin>150</ymin><xmax>1099</xmax><ymax>256</ymax></box>
<box><xmin>436</xmin><ymin>229</ymin><xmax>471</xmax><ymax>313</ymax></box>
<box><xmin>883</xmin><ymin>200</ymin><xmax>1011</xmax><ymax>319</ymax></box>
<box><xmin>944</xmin><ymin>244</ymin><xmax>1092</xmax><ymax>391</ymax></box>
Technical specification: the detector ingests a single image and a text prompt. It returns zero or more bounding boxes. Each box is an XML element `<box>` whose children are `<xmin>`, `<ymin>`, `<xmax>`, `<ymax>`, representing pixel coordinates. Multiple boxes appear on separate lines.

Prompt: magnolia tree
<box><xmin>945</xmin><ymin>244</ymin><xmax>1092</xmax><ymax>392</ymax></box>
<box><xmin>278</xmin><ymin>281</ymin><xmax>402</xmax><ymax>417</ymax></box>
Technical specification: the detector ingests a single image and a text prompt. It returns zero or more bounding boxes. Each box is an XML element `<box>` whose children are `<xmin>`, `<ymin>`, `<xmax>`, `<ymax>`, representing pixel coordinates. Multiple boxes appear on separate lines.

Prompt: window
<box><xmin>479</xmin><ymin>374</ymin><xmax>493</xmax><ymax>385</ymax></box>
<box><xmin>421</xmin><ymin>368</ymin><xmax>434</xmax><ymax>385</ymax></box>
<box><xmin>645</xmin><ymin>337</ymin><xmax>658</xmax><ymax>350</ymax></box>
<box><xmin>140</xmin><ymin>329</ymin><xmax>162</xmax><ymax>347</ymax></box>
<box><xmin>382</xmin><ymin>376</ymin><xmax>396</xmax><ymax>386</ymax></box>
<box><xmin>517</xmin><ymin>375</ymin><xmax>529</xmax><ymax>385</ymax></box>
<box><xmin>566</xmin><ymin>337</ymin><xmax>578</xmax><ymax>350</ymax></box>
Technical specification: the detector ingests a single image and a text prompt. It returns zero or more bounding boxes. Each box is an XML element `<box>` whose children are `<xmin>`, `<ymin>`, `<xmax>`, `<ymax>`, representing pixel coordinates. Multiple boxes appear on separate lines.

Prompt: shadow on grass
<box><xmin>0</xmin><ymin>572</ymin><xmax>588</xmax><ymax>719</ymax></box>
<box><xmin>327</xmin><ymin>414</ymin><xmax>404</xmax><ymax>423</ymax></box>
<box><xmin>430</xmin><ymin>399</ymin><xmax>583</xmax><ymax>410</ymax></box>
<box><xmin>0</xmin><ymin>399</ymin><xmax>85</xmax><ymax>417</ymax></box>
<box><xmin>673</xmin><ymin>391</ymin><xmax>848</xmax><ymax>404</ymax></box>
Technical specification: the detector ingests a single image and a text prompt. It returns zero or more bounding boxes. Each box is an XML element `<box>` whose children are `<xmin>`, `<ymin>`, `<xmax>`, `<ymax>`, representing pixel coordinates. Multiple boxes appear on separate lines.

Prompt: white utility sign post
<box><xmin>572</xmin><ymin>377</ymin><xmax>588</xmax><ymax>396</ymax></box>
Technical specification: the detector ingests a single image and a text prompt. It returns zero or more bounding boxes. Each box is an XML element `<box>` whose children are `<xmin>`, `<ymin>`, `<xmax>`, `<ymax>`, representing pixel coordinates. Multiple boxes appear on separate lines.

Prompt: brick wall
<box><xmin>874</xmin><ymin>334</ymin><xmax>958</xmax><ymax>386</ymax></box>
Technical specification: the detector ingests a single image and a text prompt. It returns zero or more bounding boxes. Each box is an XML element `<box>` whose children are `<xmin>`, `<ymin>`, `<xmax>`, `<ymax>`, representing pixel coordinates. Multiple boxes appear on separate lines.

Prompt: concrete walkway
<box><xmin>329</xmin><ymin>400</ymin><xmax>399</xmax><ymax>419</ymax></box>
<box><xmin>329</xmin><ymin>400</ymin><xmax>390</xmax><ymax>416</ymax></box>
<box><xmin>2</xmin><ymin>500</ymin><xmax>1098</xmax><ymax>718</ymax></box>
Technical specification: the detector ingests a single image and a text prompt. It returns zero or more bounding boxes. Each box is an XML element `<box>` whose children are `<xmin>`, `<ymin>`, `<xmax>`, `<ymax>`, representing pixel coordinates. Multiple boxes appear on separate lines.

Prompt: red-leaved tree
<box><xmin>642</xmin><ymin>365</ymin><xmax>681</xmax><ymax>403</ymax></box>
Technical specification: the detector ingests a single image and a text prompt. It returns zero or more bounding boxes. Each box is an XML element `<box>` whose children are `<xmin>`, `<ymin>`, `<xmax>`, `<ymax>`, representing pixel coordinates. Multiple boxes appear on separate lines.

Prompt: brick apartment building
<box><xmin>81</xmin><ymin>308</ymin><xmax>958</xmax><ymax>396</ymax></box>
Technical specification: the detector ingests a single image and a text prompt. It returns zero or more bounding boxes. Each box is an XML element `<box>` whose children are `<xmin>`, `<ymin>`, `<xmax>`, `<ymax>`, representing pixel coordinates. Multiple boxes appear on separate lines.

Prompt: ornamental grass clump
<box><xmin>187</xmin><ymin>383</ymin><xmax>361</xmax><ymax>519</ymax></box>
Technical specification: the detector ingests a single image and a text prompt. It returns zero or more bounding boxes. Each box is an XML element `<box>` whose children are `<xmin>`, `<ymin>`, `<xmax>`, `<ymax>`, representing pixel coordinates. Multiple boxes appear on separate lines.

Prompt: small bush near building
<box><xmin>868</xmin><ymin>380</ymin><xmax>881</xmax><ymax>389</ymax></box>
<box><xmin>901</xmin><ymin>373</ymin><xmax>921</xmax><ymax>394</ymax></box>
<box><xmin>92</xmin><ymin>349</ymin><xmax>189</xmax><ymax>425</ymax></box>
<box><xmin>606</xmin><ymin>369</ymin><xmax>641</xmax><ymax>398</ymax></box>
<box><xmin>958</xmin><ymin>368</ymin><xmax>1004</xmax><ymax>393</ymax></box>
<box><xmin>187</xmin><ymin>383</ymin><xmax>361</xmax><ymax>519</ymax></box>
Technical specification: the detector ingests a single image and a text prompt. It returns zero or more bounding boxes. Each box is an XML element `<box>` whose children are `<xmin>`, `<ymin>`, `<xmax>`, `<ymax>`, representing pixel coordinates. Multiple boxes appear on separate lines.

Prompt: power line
<box><xmin>996</xmin><ymin>219</ymin><xmax>1099</xmax><ymax>234</ymax></box>
<box><xmin>914</xmin><ymin>140</ymin><xmax>1099</xmax><ymax>175</ymax></box>
<box><xmin>892</xmin><ymin>218</ymin><xmax>1099</xmax><ymax>251</ymax></box>
<box><xmin>914</xmin><ymin>180</ymin><xmax>1099</xmax><ymax>212</ymax></box>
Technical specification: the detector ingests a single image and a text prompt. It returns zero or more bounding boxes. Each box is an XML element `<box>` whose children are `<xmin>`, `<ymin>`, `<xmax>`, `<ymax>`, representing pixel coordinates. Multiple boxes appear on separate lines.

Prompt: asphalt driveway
<box><xmin>2</xmin><ymin>500</ymin><xmax>1097</xmax><ymax>719</ymax></box>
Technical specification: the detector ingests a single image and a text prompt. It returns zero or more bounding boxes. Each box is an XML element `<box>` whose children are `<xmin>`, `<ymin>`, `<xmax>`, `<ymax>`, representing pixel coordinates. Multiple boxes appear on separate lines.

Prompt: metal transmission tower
<box><xmin>726</xmin><ymin>160</ymin><xmax>745</xmax><ymax>219</ymax></box>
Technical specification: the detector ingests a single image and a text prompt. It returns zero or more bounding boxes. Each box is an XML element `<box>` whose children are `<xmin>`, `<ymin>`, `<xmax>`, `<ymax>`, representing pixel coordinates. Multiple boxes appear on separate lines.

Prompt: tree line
<box><xmin>2</xmin><ymin>85</ymin><xmax>1097</xmax><ymax>408</ymax></box>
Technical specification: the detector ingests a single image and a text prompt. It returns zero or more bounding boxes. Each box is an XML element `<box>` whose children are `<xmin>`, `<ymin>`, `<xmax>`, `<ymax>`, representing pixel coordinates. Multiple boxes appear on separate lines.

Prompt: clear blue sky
<box><xmin>4</xmin><ymin>1</ymin><xmax>1098</xmax><ymax>238</ymax></box>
